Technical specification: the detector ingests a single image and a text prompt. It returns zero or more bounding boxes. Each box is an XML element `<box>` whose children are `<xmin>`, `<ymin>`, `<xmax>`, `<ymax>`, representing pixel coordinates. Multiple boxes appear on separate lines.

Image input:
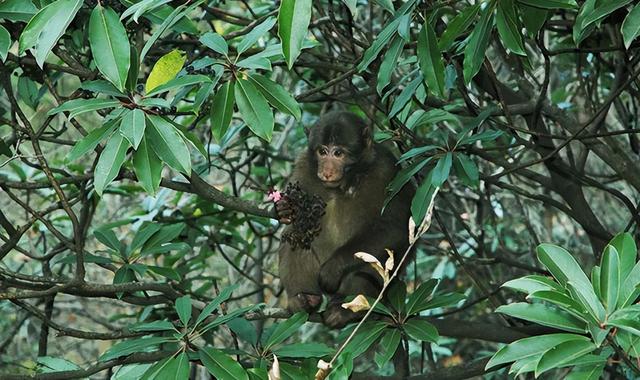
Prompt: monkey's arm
<box><xmin>318</xmin><ymin>222</ymin><xmax>409</xmax><ymax>294</ymax></box>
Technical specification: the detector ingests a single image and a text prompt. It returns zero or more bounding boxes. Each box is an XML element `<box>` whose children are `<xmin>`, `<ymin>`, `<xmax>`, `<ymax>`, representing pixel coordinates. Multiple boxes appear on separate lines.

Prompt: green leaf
<box><xmin>343</xmin><ymin>321</ymin><xmax>387</xmax><ymax>358</ymax></box>
<box><xmin>132</xmin><ymin>136</ymin><xmax>162</xmax><ymax>195</ymax></box>
<box><xmin>200</xmin><ymin>347</ymin><xmax>249</xmax><ymax>380</ymax></box>
<box><xmin>377</xmin><ymin>35</ymin><xmax>404</xmax><ymax>95</ymax></box>
<box><xmin>608</xmin><ymin>318</ymin><xmax>640</xmax><ymax>336</ymax></box>
<box><xmin>536</xmin><ymin>244</ymin><xmax>591</xmax><ymax>290</ymax></box>
<box><xmin>411</xmin><ymin>175</ymin><xmax>436</xmax><ymax>226</ymax></box>
<box><xmin>94</xmin><ymin>132</ymin><xmax>129</xmax><ymax>195</ymax></box>
<box><xmin>622</xmin><ymin>5</ymin><xmax>640</xmax><ymax>49</ymax></box>
<box><xmin>519</xmin><ymin>4</ymin><xmax>548</xmax><ymax>37</ymax></box>
<box><xmin>502</xmin><ymin>275</ymin><xmax>563</xmax><ymax>294</ymax></box>
<box><xmin>485</xmin><ymin>333</ymin><xmax>589</xmax><ymax>369</ymax></box>
<box><xmin>453</xmin><ymin>154</ymin><xmax>479</xmax><ymax>187</ymax></box>
<box><xmin>372</xmin><ymin>0</ymin><xmax>394</xmax><ymax>14</ymax></box>
<box><xmin>431</xmin><ymin>152</ymin><xmax>453</xmax><ymax>186</ymax></box>
<box><xmin>89</xmin><ymin>5</ymin><xmax>130</xmax><ymax>92</ymax></box>
<box><xmin>535</xmin><ymin>340</ymin><xmax>596</xmax><ymax>377</ymax></box>
<box><xmin>389</xmin><ymin>74</ymin><xmax>422</xmax><ymax>117</ymax></box>
<box><xmin>264</xmin><ymin>312</ymin><xmax>308</xmax><ymax>350</ymax></box>
<box><xmin>160</xmin><ymin>352</ymin><xmax>189</xmax><ymax>380</ymax></box>
<box><xmin>496</xmin><ymin>302</ymin><xmax>587</xmax><ymax>333</ymax></box>
<box><xmin>517</xmin><ymin>0</ymin><xmax>578</xmax><ymax>9</ymax></box>
<box><xmin>120</xmin><ymin>109</ymin><xmax>146</xmax><ymax>150</ymax></box>
<box><xmin>342</xmin><ymin>0</ymin><xmax>357</xmax><ymax>16</ymax></box>
<box><xmin>463</xmin><ymin>4</ymin><xmax>494</xmax><ymax>84</ymax></box>
<box><xmin>574</xmin><ymin>0</ymin><xmax>632</xmax><ymax>45</ymax></box>
<box><xmin>146</xmin><ymin>115</ymin><xmax>191</xmax><ymax>174</ymax></box>
<box><xmin>175</xmin><ymin>296</ymin><xmax>192</xmax><ymax>326</ymax></box>
<box><xmin>565</xmin><ymin>364</ymin><xmax>605</xmax><ymax>380</ymax></box>
<box><xmin>66</xmin><ymin>121</ymin><xmax>119</xmax><ymax>162</ymax></box>
<box><xmin>403</xmin><ymin>319</ymin><xmax>439</xmax><ymax>343</ymax></box>
<box><xmin>438</xmin><ymin>4</ymin><xmax>480</xmax><ymax>51</ymax></box>
<box><xmin>374</xmin><ymin>329</ymin><xmax>401</xmax><ymax>368</ymax></box>
<box><xmin>48</xmin><ymin>98</ymin><xmax>121</xmax><ymax>120</ymax></box>
<box><xmin>146</xmin><ymin>74</ymin><xmax>211</xmax><ymax>96</ymax></box>
<box><xmin>200</xmin><ymin>32</ymin><xmax>228</xmax><ymax>55</ymax></box>
<box><xmin>147</xmin><ymin>266</ymin><xmax>181</xmax><ymax>281</ymax></box>
<box><xmin>527</xmin><ymin>290</ymin><xmax>587</xmax><ymax>319</ymax></box>
<box><xmin>273</xmin><ymin>342</ymin><xmax>333</xmax><ymax>358</ymax></box>
<box><xmin>130</xmin><ymin>320</ymin><xmax>175</xmax><ymax>332</ymax></box>
<box><xmin>145</xmin><ymin>50</ymin><xmax>186</xmax><ymax>93</ymax></box>
<box><xmin>0</xmin><ymin>25</ymin><xmax>10</xmax><ymax>62</ymax></box>
<box><xmin>496</xmin><ymin>0</ymin><xmax>526</xmax><ymax>56</ymax></box>
<box><xmin>0</xmin><ymin>0</ymin><xmax>37</xmax><ymax>22</ymax></box>
<box><xmin>278</xmin><ymin>0</ymin><xmax>312</xmax><ymax>68</ymax></box>
<box><xmin>608</xmin><ymin>232</ymin><xmax>637</xmax><ymax>281</ymax></box>
<box><xmin>235</xmin><ymin>78</ymin><xmax>274</xmax><ymax>142</ymax></box>
<box><xmin>211</xmin><ymin>81</ymin><xmax>235</xmax><ymax>142</ymax></box>
<box><xmin>37</xmin><ymin>357</ymin><xmax>81</xmax><ymax>373</ymax></box>
<box><xmin>417</xmin><ymin>21</ymin><xmax>445</xmax><ymax>98</ymax></box>
<box><xmin>94</xmin><ymin>228</ymin><xmax>120</xmax><ymax>251</ymax></box>
<box><xmin>357</xmin><ymin>17</ymin><xmax>401</xmax><ymax>72</ymax></box>
<box><xmin>406</xmin><ymin>279</ymin><xmax>439</xmax><ymax>315</ymax></box>
<box><xmin>18</xmin><ymin>0</ymin><xmax>83</xmax><ymax>67</ymax></box>
<box><xmin>81</xmin><ymin>80</ymin><xmax>126</xmax><ymax>98</ymax></box>
<box><xmin>237</xmin><ymin>17</ymin><xmax>277</xmax><ymax>55</ymax></box>
<box><xmin>195</xmin><ymin>284</ymin><xmax>239</xmax><ymax>326</ymax></box>
<box><xmin>247</xmin><ymin>74</ymin><xmax>301</xmax><ymax>119</ymax></box>
<box><xmin>600</xmin><ymin>245</ymin><xmax>620</xmax><ymax>312</ymax></box>
<box><xmin>619</xmin><ymin>261</ymin><xmax>640</xmax><ymax>307</ymax></box>
<box><xmin>100</xmin><ymin>336</ymin><xmax>174</xmax><ymax>361</ymax></box>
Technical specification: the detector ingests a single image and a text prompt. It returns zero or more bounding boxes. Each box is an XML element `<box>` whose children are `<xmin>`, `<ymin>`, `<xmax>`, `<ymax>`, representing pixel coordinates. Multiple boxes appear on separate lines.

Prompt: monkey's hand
<box><xmin>288</xmin><ymin>293</ymin><xmax>322</xmax><ymax>313</ymax></box>
<box><xmin>318</xmin><ymin>261</ymin><xmax>344</xmax><ymax>294</ymax></box>
<box><xmin>275</xmin><ymin>197</ymin><xmax>294</xmax><ymax>224</ymax></box>
<box><xmin>323</xmin><ymin>299</ymin><xmax>361</xmax><ymax>328</ymax></box>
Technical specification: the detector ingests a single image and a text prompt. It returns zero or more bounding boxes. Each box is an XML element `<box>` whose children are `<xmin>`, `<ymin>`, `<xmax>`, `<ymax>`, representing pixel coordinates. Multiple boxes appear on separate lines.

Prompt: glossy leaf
<box><xmin>235</xmin><ymin>78</ymin><xmax>274</xmax><ymax>142</ymax></box>
<box><xmin>237</xmin><ymin>17</ymin><xmax>276</xmax><ymax>55</ymax></box>
<box><xmin>496</xmin><ymin>302</ymin><xmax>587</xmax><ymax>333</ymax></box>
<box><xmin>273</xmin><ymin>342</ymin><xmax>333</xmax><ymax>358</ymax></box>
<box><xmin>406</xmin><ymin>279</ymin><xmax>439</xmax><ymax>315</ymax></box>
<box><xmin>278</xmin><ymin>0</ymin><xmax>312</xmax><ymax>68</ymax></box>
<box><xmin>94</xmin><ymin>132</ymin><xmax>129</xmax><ymax>195</ymax></box>
<box><xmin>120</xmin><ymin>109</ymin><xmax>146</xmax><ymax>150</ymax></box>
<box><xmin>403</xmin><ymin>319</ymin><xmax>439</xmax><ymax>343</ymax></box>
<box><xmin>622</xmin><ymin>5</ymin><xmax>640</xmax><ymax>49</ymax></box>
<box><xmin>210</xmin><ymin>81</ymin><xmax>235</xmax><ymax>142</ymax></box>
<box><xmin>161</xmin><ymin>352</ymin><xmax>190</xmax><ymax>380</ymax></box>
<box><xmin>438</xmin><ymin>4</ymin><xmax>480</xmax><ymax>51</ymax></box>
<box><xmin>145</xmin><ymin>49</ymin><xmax>186</xmax><ymax>93</ymax></box>
<box><xmin>132</xmin><ymin>136</ymin><xmax>162</xmax><ymax>195</ymax></box>
<box><xmin>66</xmin><ymin>120</ymin><xmax>119</xmax><ymax>162</ymax></box>
<box><xmin>608</xmin><ymin>232</ymin><xmax>637</xmax><ymax>281</ymax></box>
<box><xmin>48</xmin><ymin>98</ymin><xmax>121</xmax><ymax>120</ymax></box>
<box><xmin>600</xmin><ymin>245</ymin><xmax>620</xmax><ymax>312</ymax></box>
<box><xmin>264</xmin><ymin>312</ymin><xmax>307</xmax><ymax>350</ymax></box>
<box><xmin>377</xmin><ymin>35</ymin><xmax>404</xmax><ymax>94</ymax></box>
<box><xmin>463</xmin><ymin>5</ymin><xmax>494</xmax><ymax>84</ymax></box>
<box><xmin>146</xmin><ymin>115</ymin><xmax>191</xmax><ymax>174</ymax></box>
<box><xmin>417</xmin><ymin>21</ymin><xmax>445</xmax><ymax>97</ymax></box>
<box><xmin>247</xmin><ymin>74</ymin><xmax>301</xmax><ymax>120</ymax></box>
<box><xmin>89</xmin><ymin>5</ymin><xmax>130</xmax><ymax>91</ymax></box>
<box><xmin>175</xmin><ymin>295</ymin><xmax>192</xmax><ymax>326</ymax></box>
<box><xmin>357</xmin><ymin>17</ymin><xmax>401</xmax><ymax>72</ymax></box>
<box><xmin>574</xmin><ymin>0</ymin><xmax>632</xmax><ymax>45</ymax></box>
<box><xmin>496</xmin><ymin>0</ymin><xmax>526</xmax><ymax>56</ymax></box>
<box><xmin>374</xmin><ymin>329</ymin><xmax>401</xmax><ymax>368</ymax></box>
<box><xmin>535</xmin><ymin>340</ymin><xmax>596</xmax><ymax>377</ymax></box>
<box><xmin>200</xmin><ymin>347</ymin><xmax>249</xmax><ymax>380</ymax></box>
<box><xmin>0</xmin><ymin>25</ymin><xmax>10</xmax><ymax>62</ymax></box>
<box><xmin>0</xmin><ymin>0</ymin><xmax>37</xmax><ymax>22</ymax></box>
<box><xmin>517</xmin><ymin>0</ymin><xmax>578</xmax><ymax>9</ymax></box>
<box><xmin>100</xmin><ymin>337</ymin><xmax>174</xmax><ymax>361</ymax></box>
<box><xmin>200</xmin><ymin>32</ymin><xmax>228</xmax><ymax>55</ymax></box>
<box><xmin>18</xmin><ymin>0</ymin><xmax>83</xmax><ymax>67</ymax></box>
<box><xmin>195</xmin><ymin>284</ymin><xmax>239</xmax><ymax>326</ymax></box>
<box><xmin>486</xmin><ymin>333</ymin><xmax>589</xmax><ymax>369</ymax></box>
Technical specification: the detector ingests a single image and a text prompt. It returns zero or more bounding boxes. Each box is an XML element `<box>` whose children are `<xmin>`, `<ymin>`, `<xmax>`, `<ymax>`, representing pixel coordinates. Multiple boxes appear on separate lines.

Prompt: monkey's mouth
<box><xmin>322</xmin><ymin>180</ymin><xmax>342</xmax><ymax>188</ymax></box>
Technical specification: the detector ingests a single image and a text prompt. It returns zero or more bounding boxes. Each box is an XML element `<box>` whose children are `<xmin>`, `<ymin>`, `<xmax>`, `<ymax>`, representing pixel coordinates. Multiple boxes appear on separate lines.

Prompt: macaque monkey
<box><xmin>276</xmin><ymin>111</ymin><xmax>414</xmax><ymax>328</ymax></box>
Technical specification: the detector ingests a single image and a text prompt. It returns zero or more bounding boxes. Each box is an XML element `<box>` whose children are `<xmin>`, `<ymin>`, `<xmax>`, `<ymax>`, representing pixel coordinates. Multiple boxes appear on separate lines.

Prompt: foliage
<box><xmin>488</xmin><ymin>233</ymin><xmax>640</xmax><ymax>378</ymax></box>
<box><xmin>1</xmin><ymin>0</ymin><xmax>640</xmax><ymax>379</ymax></box>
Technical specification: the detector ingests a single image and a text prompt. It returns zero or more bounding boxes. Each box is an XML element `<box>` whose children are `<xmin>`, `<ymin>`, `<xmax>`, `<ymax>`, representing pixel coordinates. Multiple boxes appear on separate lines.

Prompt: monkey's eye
<box><xmin>318</xmin><ymin>148</ymin><xmax>328</xmax><ymax>156</ymax></box>
<box><xmin>334</xmin><ymin>150</ymin><xmax>343</xmax><ymax>157</ymax></box>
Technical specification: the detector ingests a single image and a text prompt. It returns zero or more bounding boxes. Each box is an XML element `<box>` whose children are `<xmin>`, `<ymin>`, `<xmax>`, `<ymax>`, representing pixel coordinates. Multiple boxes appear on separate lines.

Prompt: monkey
<box><xmin>276</xmin><ymin>111</ymin><xmax>414</xmax><ymax>328</ymax></box>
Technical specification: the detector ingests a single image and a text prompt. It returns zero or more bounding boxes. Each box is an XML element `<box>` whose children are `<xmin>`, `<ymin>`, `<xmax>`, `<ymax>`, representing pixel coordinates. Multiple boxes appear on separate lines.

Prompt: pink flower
<box><xmin>267</xmin><ymin>190</ymin><xmax>282</xmax><ymax>202</ymax></box>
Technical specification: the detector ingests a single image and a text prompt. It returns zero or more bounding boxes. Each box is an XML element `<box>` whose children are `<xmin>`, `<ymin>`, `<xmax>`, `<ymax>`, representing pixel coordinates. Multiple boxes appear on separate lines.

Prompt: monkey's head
<box><xmin>306</xmin><ymin>111</ymin><xmax>374</xmax><ymax>188</ymax></box>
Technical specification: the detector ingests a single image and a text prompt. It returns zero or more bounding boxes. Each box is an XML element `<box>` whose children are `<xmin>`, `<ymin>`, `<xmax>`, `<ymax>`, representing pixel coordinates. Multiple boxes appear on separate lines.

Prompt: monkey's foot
<box><xmin>322</xmin><ymin>302</ymin><xmax>362</xmax><ymax>329</ymax></box>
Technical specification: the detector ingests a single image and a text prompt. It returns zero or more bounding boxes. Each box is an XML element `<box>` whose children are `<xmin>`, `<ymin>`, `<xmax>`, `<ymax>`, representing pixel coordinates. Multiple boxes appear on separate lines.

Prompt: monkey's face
<box><xmin>315</xmin><ymin>144</ymin><xmax>354</xmax><ymax>187</ymax></box>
